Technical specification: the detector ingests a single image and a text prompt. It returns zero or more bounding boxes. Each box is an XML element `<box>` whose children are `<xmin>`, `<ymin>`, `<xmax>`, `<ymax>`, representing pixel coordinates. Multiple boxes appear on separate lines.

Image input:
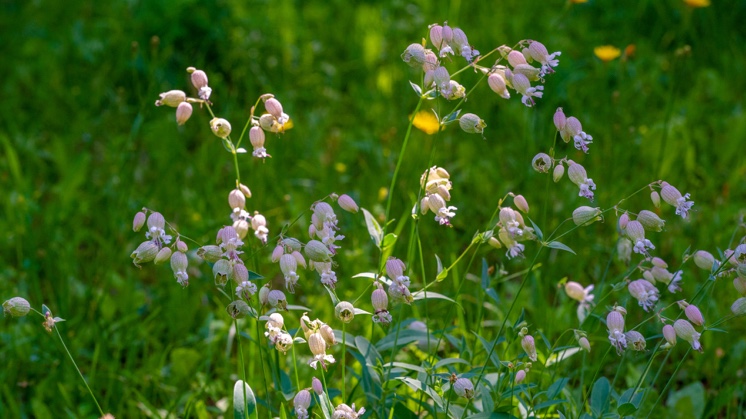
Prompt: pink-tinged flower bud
<box><xmin>385</xmin><ymin>257</ymin><xmax>406</xmax><ymax>280</ymax></box>
<box><xmin>643</xmin><ymin>270</ymin><xmax>655</xmax><ymax>283</ymax></box>
<box><xmin>233</xmin><ymin>263</ymin><xmax>249</xmax><ymax>283</ymax></box>
<box><xmin>521</xmin><ymin>335</ymin><xmax>538</xmax><ymax>361</ymax></box>
<box><xmin>553</xmin><ymin>108</ymin><xmax>567</xmax><ymax>131</ymax></box>
<box><xmin>175</xmin><ymin>102</ymin><xmax>192</xmax><ymax>125</ymax></box>
<box><xmin>673</xmin><ymin>319</ymin><xmax>702</xmax><ymax>352</ymax></box>
<box><xmin>625</xmin><ymin>331</ymin><xmax>646</xmax><ymax>351</ymax></box>
<box><xmin>429</xmin><ymin>24</ymin><xmax>443</xmax><ymax>49</ymax></box>
<box><xmin>731</xmin><ymin>297</ymin><xmax>746</xmax><ymax>315</ymax></box>
<box><xmin>312</xmin><ymin>377</ymin><xmax>324</xmax><ymax>395</ymax></box>
<box><xmin>197</xmin><ymin>245</ymin><xmax>222</xmax><ymax>263</ymax></box>
<box><xmin>662</xmin><ymin>324</ymin><xmax>677</xmax><ymax>346</ymax></box>
<box><xmin>578</xmin><ymin>337</ymin><xmax>591</xmax><ymax>352</ymax></box>
<box><xmin>567</xmin><ymin>163</ymin><xmax>588</xmax><ymax>186</ymax></box>
<box><xmin>131</xmin><ymin>241</ymin><xmax>159</xmax><ymax>266</ymax></box>
<box><xmin>625</xmin><ymin>220</ymin><xmax>646</xmax><ymax>242</ymax></box>
<box><xmin>607</xmin><ymin>311</ymin><xmax>625</xmax><ymax>332</ymax></box>
<box><xmin>171</xmin><ymin>250</ymin><xmax>188</xmax><ymax>271</ymax></box>
<box><xmin>229</xmin><ymin>189</ymin><xmax>246</xmax><ymax>210</ymax></box>
<box><xmin>175</xmin><ymin>239</ymin><xmax>188</xmax><ymax>252</ymax></box>
<box><xmin>637</xmin><ymin>210</ymin><xmax>665</xmax><ymax>232</ymax></box>
<box><xmin>335</xmin><ymin>301</ymin><xmax>355</xmax><ymax>323</ymax></box>
<box><xmin>133</xmin><ymin>211</ymin><xmax>146</xmax><ymax>232</ymax></box>
<box><xmin>693</xmin><ymin>250</ymin><xmax>715</xmax><ymax>271</ymax></box>
<box><xmin>618</xmin><ymin>212</ymin><xmax>630</xmax><ymax>231</ymax></box>
<box><xmin>213</xmin><ymin>259</ymin><xmax>232</xmax><ymax>285</ymax></box>
<box><xmin>155</xmin><ymin>90</ymin><xmax>186</xmax><ymax>107</ymax></box>
<box><xmin>684</xmin><ymin>304</ymin><xmax>704</xmax><ymax>326</ymax></box>
<box><xmin>488</xmin><ymin>236</ymin><xmax>502</xmax><ymax>249</ymax></box>
<box><xmin>734</xmin><ymin>277</ymin><xmax>746</xmax><ymax>296</ymax></box>
<box><xmin>268</xmin><ymin>290</ymin><xmax>287</xmax><ymax>310</ymax></box>
<box><xmin>320</xmin><ymin>324</ymin><xmax>336</xmax><ymax>346</ymax></box>
<box><xmin>210</xmin><ymin>118</ymin><xmax>232</xmax><ymax>139</ymax></box>
<box><xmin>239</xmin><ymin>183</ymin><xmax>252</xmax><ymax>199</ymax></box>
<box><xmin>531</xmin><ymin>153</ymin><xmax>552</xmax><ymax>173</ymax></box>
<box><xmin>372</xmin><ymin>285</ymin><xmax>389</xmax><ymax>311</ymax></box>
<box><xmin>650</xmin><ymin>191</ymin><xmax>661</xmax><ymax>208</ymax></box>
<box><xmin>258</xmin><ymin>114</ymin><xmax>275</xmax><ymax>131</ymax></box>
<box><xmin>147</xmin><ymin>212</ymin><xmax>166</xmax><ymax>230</ymax></box>
<box><xmin>308</xmin><ymin>332</ymin><xmax>326</xmax><ymax>356</ymax></box>
<box><xmin>572</xmin><ymin>206</ymin><xmax>602</xmax><ymax>226</ymax></box>
<box><xmin>190</xmin><ymin>69</ymin><xmax>208</xmax><ymax>89</ymax></box>
<box><xmin>514</xmin><ymin>195</ymin><xmax>529</xmax><ymax>213</ymax></box>
<box><xmin>651</xmin><ymin>257</ymin><xmax>667</xmax><ymax>268</ymax></box>
<box><xmin>441</xmin><ymin>23</ymin><xmax>453</xmax><ymax>44</ymax></box>
<box><xmin>452</xmin><ymin>28</ymin><xmax>468</xmax><ymax>48</ymax></box>
<box><xmin>515</xmin><ymin>369</ymin><xmax>527</xmax><ymax>384</ymax></box>
<box><xmin>154</xmin><ymin>247</ymin><xmax>173</xmax><ymax>265</ymax></box>
<box><xmin>459</xmin><ymin>113</ymin><xmax>486</xmax><ymax>134</ymax></box>
<box><xmin>436</xmin><ymin>184</ymin><xmax>451</xmax><ymax>201</ymax></box>
<box><xmin>553</xmin><ymin>164</ymin><xmax>565</xmax><ymax>182</ymax></box>
<box><xmin>508</xmin><ymin>50</ymin><xmax>528</xmax><ymax>67</ymax></box>
<box><xmin>304</xmin><ymin>240</ymin><xmax>332</xmax><ymax>262</ymax></box>
<box><xmin>565</xmin><ymin>281</ymin><xmax>585</xmax><ymax>301</ymax></box>
<box><xmin>226</xmin><ymin>300</ymin><xmax>251</xmax><ymax>319</ymax></box>
<box><xmin>423</xmin><ymin>50</ymin><xmax>438</xmax><ymax>72</ymax></box>
<box><xmin>488</xmin><ymin>73</ymin><xmax>510</xmax><ymax>99</ymax></box>
<box><xmin>292</xmin><ymin>251</ymin><xmax>307</xmax><ymax>269</ymax></box>
<box><xmin>271</xmin><ymin>245</ymin><xmax>285</xmax><ymax>262</ymax></box>
<box><xmin>3</xmin><ymin>297</ymin><xmax>31</xmax><ymax>317</ymax></box>
<box><xmin>337</xmin><ymin>194</ymin><xmax>359</xmax><ymax>213</ymax></box>
<box><xmin>294</xmin><ymin>389</ymin><xmax>311</xmax><ymax>415</ymax></box>
<box><xmin>453</xmin><ymin>378</ymin><xmax>474</xmax><ymax>399</ymax></box>
<box><xmin>265</xmin><ymin>98</ymin><xmax>284</xmax><ymax>119</ymax></box>
<box><xmin>401</xmin><ymin>43</ymin><xmax>426</xmax><ymax>68</ymax></box>
<box><xmin>660</xmin><ymin>183</ymin><xmax>682</xmax><ymax>206</ymax></box>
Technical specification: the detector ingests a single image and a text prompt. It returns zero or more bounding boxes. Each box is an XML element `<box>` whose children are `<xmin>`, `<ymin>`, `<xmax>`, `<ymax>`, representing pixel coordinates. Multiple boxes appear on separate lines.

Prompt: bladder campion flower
<box><xmin>607</xmin><ymin>311</ymin><xmax>627</xmax><ymax>354</ymax></box>
<box><xmin>507</xmin><ymin>70</ymin><xmax>544</xmax><ymax>107</ymax></box>
<box><xmin>625</xmin><ymin>331</ymin><xmax>646</xmax><ymax>351</ymax></box>
<box><xmin>294</xmin><ymin>389</ymin><xmax>311</xmax><ymax>419</ymax></box>
<box><xmin>3</xmin><ymin>297</ymin><xmax>31</xmax><ymax>317</ymax></box>
<box><xmin>628</xmin><ymin>279</ymin><xmax>659</xmax><ymax>312</ymax></box>
<box><xmin>532</xmin><ymin>153</ymin><xmax>553</xmax><ymax>173</ymax></box>
<box><xmin>625</xmin><ymin>220</ymin><xmax>655</xmax><ymax>256</ymax></box>
<box><xmin>567</xmin><ymin>162</ymin><xmax>596</xmax><ymax>200</ymax></box>
<box><xmin>673</xmin><ymin>319</ymin><xmax>703</xmax><ymax>352</ymax></box>
<box><xmin>521</xmin><ymin>335</ymin><xmax>538</xmax><ymax>362</ymax></box>
<box><xmin>453</xmin><ymin>378</ymin><xmax>474</xmax><ymax>399</ymax></box>
<box><xmin>459</xmin><ymin>113</ymin><xmax>486</xmax><ymax>134</ymax></box>
<box><xmin>332</xmin><ymin>403</ymin><xmax>365</xmax><ymax>419</ymax></box>
<box><xmin>527</xmin><ymin>40</ymin><xmax>561</xmax><ymax>77</ymax></box>
<box><xmin>660</xmin><ymin>182</ymin><xmax>694</xmax><ymax>219</ymax></box>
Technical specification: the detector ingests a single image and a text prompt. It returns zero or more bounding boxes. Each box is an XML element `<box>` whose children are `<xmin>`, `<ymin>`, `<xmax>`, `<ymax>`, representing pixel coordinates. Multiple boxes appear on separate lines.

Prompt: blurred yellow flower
<box><xmin>683</xmin><ymin>0</ymin><xmax>710</xmax><ymax>7</ymax></box>
<box><xmin>411</xmin><ymin>110</ymin><xmax>441</xmax><ymax>135</ymax></box>
<box><xmin>594</xmin><ymin>45</ymin><xmax>622</xmax><ymax>62</ymax></box>
<box><xmin>570</xmin><ymin>0</ymin><xmax>588</xmax><ymax>3</ymax></box>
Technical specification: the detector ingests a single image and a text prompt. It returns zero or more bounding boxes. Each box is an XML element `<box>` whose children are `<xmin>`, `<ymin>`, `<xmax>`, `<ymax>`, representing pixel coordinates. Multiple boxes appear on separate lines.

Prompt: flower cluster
<box><xmin>371</xmin><ymin>282</ymin><xmax>393</xmax><ymax>325</ymax></box>
<box><xmin>130</xmin><ymin>210</ymin><xmax>192</xmax><ymax>287</ymax></box>
<box><xmin>271</xmin><ymin>238</ymin><xmax>307</xmax><ymax>293</ymax></box>
<box><xmin>488</xmin><ymin>196</ymin><xmax>536</xmax><ymax>259</ymax></box>
<box><xmin>300</xmin><ymin>314</ymin><xmax>336</xmax><ymax>370</ymax></box>
<box><xmin>419</xmin><ymin>166</ymin><xmax>457</xmax><ymax>226</ymax></box>
<box><xmin>153</xmin><ymin>67</ymin><xmax>212</xmax><ymax>126</ymax></box>
<box><xmin>385</xmin><ymin>257</ymin><xmax>414</xmax><ymax>304</ymax></box>
<box><xmin>564</xmin><ymin>281</ymin><xmax>595</xmax><ymax>321</ymax></box>
<box><xmin>554</xmin><ymin>108</ymin><xmax>593</xmax><ymax>153</ymax></box>
<box><xmin>304</xmin><ymin>196</ymin><xmax>358</xmax><ymax>288</ymax></box>
<box><xmin>264</xmin><ymin>312</ymin><xmax>293</xmax><ymax>354</ymax></box>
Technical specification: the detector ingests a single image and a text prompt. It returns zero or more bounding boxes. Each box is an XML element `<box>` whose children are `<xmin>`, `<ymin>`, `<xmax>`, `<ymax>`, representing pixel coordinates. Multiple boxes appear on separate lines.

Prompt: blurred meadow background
<box><xmin>2</xmin><ymin>0</ymin><xmax>746</xmax><ymax>417</ymax></box>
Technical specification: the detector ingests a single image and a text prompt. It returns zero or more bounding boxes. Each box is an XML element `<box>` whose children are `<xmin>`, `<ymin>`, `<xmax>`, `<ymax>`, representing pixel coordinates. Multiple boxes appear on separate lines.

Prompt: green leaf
<box><xmin>473</xmin><ymin>332</ymin><xmax>502</xmax><ymax>368</ymax></box>
<box><xmin>319</xmin><ymin>392</ymin><xmax>333</xmax><ymax>419</ymax></box>
<box><xmin>362</xmin><ymin>208</ymin><xmax>383</xmax><ymax>247</ymax></box>
<box><xmin>481</xmin><ymin>258</ymin><xmax>490</xmax><ymax>289</ymax></box>
<box><xmin>383</xmin><ymin>361</ymin><xmax>428</xmax><ymax>374</ymax></box>
<box><xmin>546</xmin><ymin>241</ymin><xmax>576</xmax><ymax>255</ymax></box>
<box><xmin>590</xmin><ymin>377</ymin><xmax>610</xmax><ymax>417</ymax></box>
<box><xmin>433</xmin><ymin>358</ymin><xmax>470</xmax><ymax>369</ymax></box>
<box><xmin>411</xmin><ymin>290</ymin><xmax>455</xmax><ymax>303</ymax></box>
<box><xmin>248</xmin><ymin>271</ymin><xmax>263</xmax><ymax>280</ymax></box>
<box><xmin>546</xmin><ymin>377</ymin><xmax>569</xmax><ymax>400</ymax></box>
<box><xmin>528</xmin><ymin>217</ymin><xmax>543</xmax><ymax>241</ymax></box>
<box><xmin>396</xmin><ymin>377</ymin><xmax>444</xmax><ymax>408</ymax></box>
<box><xmin>617</xmin><ymin>402</ymin><xmax>637</xmax><ymax>416</ymax></box>
<box><xmin>222</xmin><ymin>138</ymin><xmax>236</xmax><ymax>153</ymax></box>
<box><xmin>441</xmin><ymin>110</ymin><xmax>461</xmax><ymax>124</ymax></box>
<box><xmin>381</xmin><ymin>233</ymin><xmax>398</xmax><ymax>250</ymax></box>
<box><xmin>545</xmin><ymin>347</ymin><xmax>581</xmax><ymax>367</ymax></box>
<box><xmin>233</xmin><ymin>380</ymin><xmax>256</xmax><ymax>419</ymax></box>
<box><xmin>279</xmin><ymin>403</ymin><xmax>288</xmax><ymax>419</ymax></box>
<box><xmin>409</xmin><ymin>81</ymin><xmax>423</xmax><ymax>96</ymax></box>
<box><xmin>435</xmin><ymin>254</ymin><xmax>444</xmax><ymax>278</ymax></box>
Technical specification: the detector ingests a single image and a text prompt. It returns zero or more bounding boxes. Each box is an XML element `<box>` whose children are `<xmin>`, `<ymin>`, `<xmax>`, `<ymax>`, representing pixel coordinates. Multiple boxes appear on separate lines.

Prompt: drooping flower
<box><xmin>509</xmin><ymin>71</ymin><xmax>544</xmax><ymax>107</ymax></box>
<box><xmin>527</xmin><ymin>41</ymin><xmax>561</xmax><ymax>76</ymax></box>
<box><xmin>625</xmin><ymin>220</ymin><xmax>655</xmax><ymax>256</ymax></box>
<box><xmin>673</xmin><ymin>319</ymin><xmax>702</xmax><ymax>352</ymax></box>
<box><xmin>607</xmin><ymin>311</ymin><xmax>627</xmax><ymax>354</ymax></box>
<box><xmin>294</xmin><ymin>389</ymin><xmax>311</xmax><ymax>419</ymax></box>
<box><xmin>567</xmin><ymin>162</ymin><xmax>596</xmax><ymax>201</ymax></box>
<box><xmin>628</xmin><ymin>279</ymin><xmax>660</xmax><ymax>312</ymax></box>
<box><xmin>453</xmin><ymin>378</ymin><xmax>474</xmax><ymax>399</ymax></box>
<box><xmin>660</xmin><ymin>182</ymin><xmax>694</xmax><ymax>219</ymax></box>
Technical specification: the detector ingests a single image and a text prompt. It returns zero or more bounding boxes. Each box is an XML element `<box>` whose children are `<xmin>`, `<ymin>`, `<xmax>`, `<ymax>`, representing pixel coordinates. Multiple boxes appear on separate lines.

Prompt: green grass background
<box><xmin>2</xmin><ymin>0</ymin><xmax>746</xmax><ymax>417</ymax></box>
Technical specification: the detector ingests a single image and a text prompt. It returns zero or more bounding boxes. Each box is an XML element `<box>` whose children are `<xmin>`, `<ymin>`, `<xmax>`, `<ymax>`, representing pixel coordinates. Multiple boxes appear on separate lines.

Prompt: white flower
<box><xmin>607</xmin><ymin>311</ymin><xmax>627</xmax><ymax>354</ymax></box>
<box><xmin>435</xmin><ymin>205</ymin><xmax>457</xmax><ymax>225</ymax></box>
<box><xmin>628</xmin><ymin>279</ymin><xmax>659</xmax><ymax>312</ymax></box>
<box><xmin>332</xmin><ymin>403</ymin><xmax>365</xmax><ymax>419</ymax></box>
<box><xmin>667</xmin><ymin>270</ymin><xmax>683</xmax><ymax>293</ymax></box>
<box><xmin>510</xmin><ymin>72</ymin><xmax>544</xmax><ymax>107</ymax></box>
<box><xmin>236</xmin><ymin>281</ymin><xmax>258</xmax><ymax>299</ymax></box>
<box><xmin>527</xmin><ymin>41</ymin><xmax>561</xmax><ymax>76</ymax></box>
<box><xmin>308</xmin><ymin>332</ymin><xmax>336</xmax><ymax>370</ymax></box>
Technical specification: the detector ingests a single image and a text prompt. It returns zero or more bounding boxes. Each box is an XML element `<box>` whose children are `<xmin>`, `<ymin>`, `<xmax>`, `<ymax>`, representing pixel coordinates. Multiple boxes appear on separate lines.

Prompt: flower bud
<box><xmin>507</xmin><ymin>50</ymin><xmax>528</xmax><ymax>67</ymax></box>
<box><xmin>660</xmin><ymin>183</ymin><xmax>683</xmax><ymax>207</ymax></box>
<box><xmin>258</xmin><ymin>285</ymin><xmax>270</xmax><ymax>305</ymax></box>
<box><xmin>564</xmin><ymin>281</ymin><xmax>586</xmax><ymax>302</ymax></box>
<box><xmin>650</xmin><ymin>191</ymin><xmax>661</xmax><ymax>208</ymax></box>
<box><xmin>337</xmin><ymin>194</ymin><xmax>359</xmax><ymax>213</ymax></box>
<box><xmin>459</xmin><ymin>113</ymin><xmax>486</xmax><ymax>134</ymax></box>
<box><xmin>452</xmin><ymin>27</ymin><xmax>468</xmax><ymax>48</ymax></box>
<box><xmin>155</xmin><ymin>90</ymin><xmax>186</xmax><ymax>107</ymax></box>
<box><xmin>567</xmin><ymin>163</ymin><xmax>588</xmax><ymax>186</ymax></box>
<box><xmin>684</xmin><ymin>304</ymin><xmax>704</xmax><ymax>326</ymax></box>
<box><xmin>693</xmin><ymin>250</ymin><xmax>715</xmax><ymax>271</ymax></box>
<box><xmin>210</xmin><ymin>118</ymin><xmax>232</xmax><ymax>139</ymax></box>
<box><xmin>453</xmin><ymin>378</ymin><xmax>474</xmax><ymax>399</ymax></box>
<box><xmin>618</xmin><ymin>212</ymin><xmax>630</xmax><ymax>231</ymax></box>
<box><xmin>234</xmin><ymin>220</ymin><xmax>249</xmax><ymax>239</ymax></box>
<box><xmin>651</xmin><ymin>257</ymin><xmax>667</xmax><ymax>268</ymax></box>
<box><xmin>294</xmin><ymin>389</ymin><xmax>311</xmax><ymax>411</ymax></box>
<box><xmin>3</xmin><ymin>297</ymin><xmax>31</xmax><ymax>317</ymax></box>
<box><xmin>154</xmin><ymin>247</ymin><xmax>173</xmax><ymax>265</ymax></box>
<box><xmin>271</xmin><ymin>245</ymin><xmax>285</xmax><ymax>262</ymax></box>
<box><xmin>229</xmin><ymin>189</ymin><xmax>246</xmax><ymax>210</ymax></box>
<box><xmin>578</xmin><ymin>337</ymin><xmax>591</xmax><ymax>352</ymax></box>
<box><xmin>226</xmin><ymin>300</ymin><xmax>251</xmax><ymax>319</ymax></box>
<box><xmin>731</xmin><ymin>297</ymin><xmax>746</xmax><ymax>315</ymax></box>
<box><xmin>637</xmin><ymin>210</ymin><xmax>665</xmax><ymax>232</ymax></box>
<box><xmin>320</xmin><ymin>324</ymin><xmax>336</xmax><ymax>346</ymax></box>
<box><xmin>197</xmin><ymin>245</ymin><xmax>223</xmax><ymax>263</ymax></box>
<box><xmin>662</xmin><ymin>324</ymin><xmax>677</xmax><ymax>346</ymax></box>
<box><xmin>401</xmin><ymin>43</ymin><xmax>426</xmax><ymax>68</ymax></box>
<box><xmin>176</xmin><ymin>239</ymin><xmax>188</xmax><ymax>252</ymax></box>
<box><xmin>514</xmin><ymin>195</ymin><xmax>529</xmax><ymax>213</ymax></box>
<box><xmin>312</xmin><ymin>377</ymin><xmax>324</xmax><ymax>395</ymax></box>
<box><xmin>176</xmin><ymin>102</ymin><xmax>193</xmax><ymax>125</ymax></box>
<box><xmin>553</xmin><ymin>108</ymin><xmax>566</xmax><ymax>131</ymax></box>
<box><xmin>233</xmin><ymin>263</ymin><xmax>249</xmax><ymax>283</ymax></box>
<box><xmin>488</xmin><ymin>72</ymin><xmax>510</xmax><ymax>99</ymax></box>
<box><xmin>171</xmin><ymin>250</ymin><xmax>188</xmax><ymax>272</ymax></box>
<box><xmin>131</xmin><ymin>241</ymin><xmax>159</xmax><ymax>266</ymax></box>
<box><xmin>264</xmin><ymin>98</ymin><xmax>284</xmax><ymax>119</ymax></box>
<box><xmin>532</xmin><ymin>153</ymin><xmax>552</xmax><ymax>173</ymax></box>
<box><xmin>734</xmin><ymin>277</ymin><xmax>746</xmax><ymax>296</ymax></box>
<box><xmin>190</xmin><ymin>69</ymin><xmax>208</xmax><ymax>89</ymax></box>
<box><xmin>553</xmin><ymin>164</ymin><xmax>565</xmax><ymax>182</ymax></box>
<box><xmin>268</xmin><ymin>290</ymin><xmax>287</xmax><ymax>310</ymax></box>
<box><xmin>304</xmin><ymin>240</ymin><xmax>332</xmax><ymax>262</ymax></box>
<box><xmin>429</xmin><ymin>24</ymin><xmax>443</xmax><ymax>49</ymax></box>
<box><xmin>335</xmin><ymin>301</ymin><xmax>355</xmax><ymax>323</ymax></box>
<box><xmin>673</xmin><ymin>319</ymin><xmax>702</xmax><ymax>352</ymax></box>
<box><xmin>521</xmin><ymin>335</ymin><xmax>538</xmax><ymax>361</ymax></box>
<box><xmin>308</xmin><ymin>332</ymin><xmax>326</xmax><ymax>356</ymax></box>
<box><xmin>488</xmin><ymin>236</ymin><xmax>502</xmax><ymax>249</ymax></box>
<box><xmin>625</xmin><ymin>220</ymin><xmax>646</xmax><ymax>242</ymax></box>
<box><xmin>133</xmin><ymin>211</ymin><xmax>146</xmax><ymax>232</ymax></box>
<box><xmin>573</xmin><ymin>206</ymin><xmax>602</xmax><ymax>226</ymax></box>
<box><xmin>515</xmin><ymin>369</ymin><xmax>527</xmax><ymax>384</ymax></box>
<box><xmin>292</xmin><ymin>251</ymin><xmax>307</xmax><ymax>269</ymax></box>
<box><xmin>442</xmin><ymin>23</ymin><xmax>453</xmax><ymax>44</ymax></box>
<box><xmin>239</xmin><ymin>183</ymin><xmax>252</xmax><ymax>199</ymax></box>
<box><xmin>512</xmin><ymin>64</ymin><xmax>541</xmax><ymax>81</ymax></box>
<box><xmin>372</xmin><ymin>286</ymin><xmax>389</xmax><ymax>311</ymax></box>
<box><xmin>606</xmin><ymin>311</ymin><xmax>625</xmax><ymax>332</ymax></box>
<box><xmin>213</xmin><ymin>259</ymin><xmax>232</xmax><ymax>285</ymax></box>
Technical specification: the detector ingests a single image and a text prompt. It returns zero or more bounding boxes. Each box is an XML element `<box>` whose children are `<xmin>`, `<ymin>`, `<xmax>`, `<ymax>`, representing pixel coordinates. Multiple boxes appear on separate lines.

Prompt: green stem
<box><xmin>342</xmin><ymin>322</ymin><xmax>347</xmax><ymax>402</ymax></box>
<box><xmin>646</xmin><ymin>348</ymin><xmax>692</xmax><ymax>418</ymax></box>
<box><xmin>54</xmin><ymin>326</ymin><xmax>105</xmax><ymax>417</ymax></box>
<box><xmin>234</xmin><ymin>319</ymin><xmax>251</xmax><ymax>419</ymax></box>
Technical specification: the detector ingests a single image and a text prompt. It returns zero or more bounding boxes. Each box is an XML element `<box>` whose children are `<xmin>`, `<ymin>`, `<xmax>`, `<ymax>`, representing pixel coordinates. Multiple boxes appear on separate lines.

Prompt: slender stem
<box><xmin>234</xmin><ymin>319</ymin><xmax>251</xmax><ymax>419</ymax></box>
<box><xmin>54</xmin><ymin>326</ymin><xmax>105</xmax><ymax>417</ymax></box>
<box><xmin>646</xmin><ymin>348</ymin><xmax>692</xmax><ymax>418</ymax></box>
<box><xmin>342</xmin><ymin>322</ymin><xmax>347</xmax><ymax>402</ymax></box>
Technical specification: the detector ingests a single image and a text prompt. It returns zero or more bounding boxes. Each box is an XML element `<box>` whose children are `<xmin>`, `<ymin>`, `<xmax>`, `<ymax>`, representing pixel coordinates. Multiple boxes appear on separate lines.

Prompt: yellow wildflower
<box><xmin>411</xmin><ymin>110</ymin><xmax>441</xmax><ymax>135</ymax></box>
<box><xmin>594</xmin><ymin>46</ymin><xmax>622</xmax><ymax>62</ymax></box>
<box><xmin>683</xmin><ymin>0</ymin><xmax>710</xmax><ymax>7</ymax></box>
